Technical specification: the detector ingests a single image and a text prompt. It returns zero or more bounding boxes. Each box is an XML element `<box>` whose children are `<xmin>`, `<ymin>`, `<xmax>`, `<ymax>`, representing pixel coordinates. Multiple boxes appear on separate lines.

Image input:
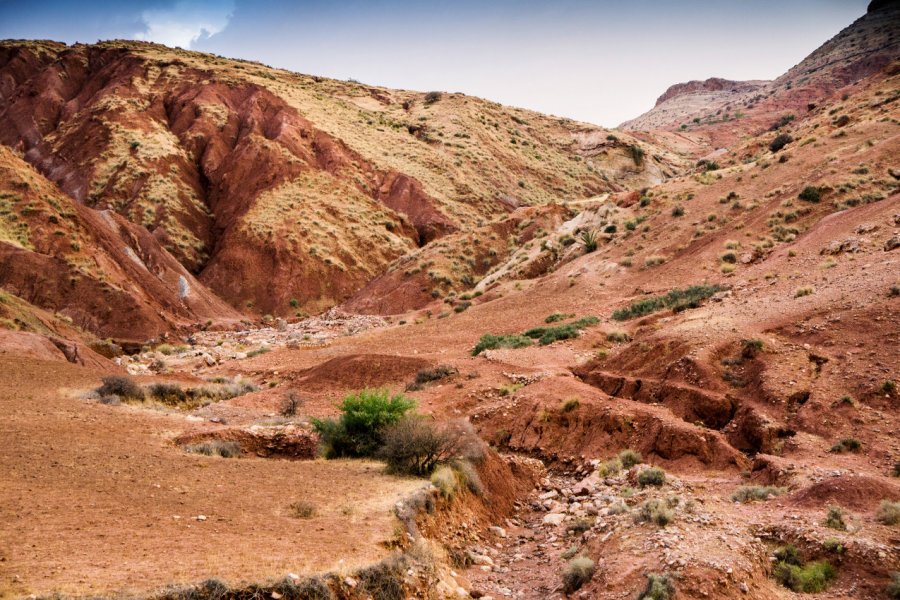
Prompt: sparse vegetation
<box><xmin>471</xmin><ymin>333</ymin><xmax>532</xmax><ymax>355</ymax></box>
<box><xmin>795</xmin><ymin>286</ymin><xmax>814</xmax><ymax>298</ymax></box>
<box><xmin>770</xmin><ymin>133</ymin><xmax>793</xmax><ymax>152</ymax></box>
<box><xmin>561</xmin><ymin>398</ymin><xmax>580</xmax><ymax>413</ymax></box>
<box><xmin>523</xmin><ymin>315</ymin><xmax>599</xmax><ymax>345</ymax></box>
<box><xmin>637</xmin><ymin>467</ymin><xmax>666</xmax><ymax>488</ymax></box>
<box><xmin>545</xmin><ymin>312</ymin><xmax>575</xmax><ymax>323</ymax></box>
<box><xmin>876</xmin><ymin>500</ymin><xmax>900</xmax><ymax>525</ymax></box>
<box><xmin>288</xmin><ymin>499</ymin><xmax>316</xmax><ymax>518</ymax></box>
<box><xmin>731</xmin><ymin>485</ymin><xmax>786</xmax><ymax>503</ymax></box>
<box><xmin>581</xmin><ymin>229</ymin><xmax>598</xmax><ymax>253</ymax></box>
<box><xmin>773</xmin><ymin>546</ymin><xmax>836</xmax><ymax>593</ymax></box>
<box><xmin>408</xmin><ymin>365</ymin><xmax>458</xmax><ymax>390</ymax></box>
<box><xmin>824</xmin><ymin>506</ymin><xmax>847</xmax><ymax>530</ymax></box>
<box><xmin>96</xmin><ymin>376</ymin><xmax>144</xmax><ymax>401</ymax></box>
<box><xmin>561</xmin><ymin>556</ymin><xmax>595</xmax><ymax>594</ymax></box>
<box><xmin>638</xmin><ymin>573</ymin><xmax>675</xmax><ymax>600</ymax></box>
<box><xmin>887</xmin><ymin>572</ymin><xmax>900</xmax><ymax>599</ymax></box>
<box><xmin>184</xmin><ymin>440</ymin><xmax>242</xmax><ymax>458</ymax></box>
<box><xmin>798</xmin><ymin>186</ymin><xmax>823</xmax><ymax>203</ymax></box>
<box><xmin>612</xmin><ymin>285</ymin><xmax>723</xmax><ymax>320</ymax></box>
<box><xmin>378</xmin><ymin>416</ymin><xmax>482</xmax><ymax>476</ymax></box>
<box><xmin>619</xmin><ymin>449</ymin><xmax>642</xmax><ymax>468</ymax></box>
<box><xmin>830</xmin><ymin>437</ymin><xmax>861</xmax><ymax>453</ymax></box>
<box><xmin>634</xmin><ymin>498</ymin><xmax>673</xmax><ymax>526</ymax></box>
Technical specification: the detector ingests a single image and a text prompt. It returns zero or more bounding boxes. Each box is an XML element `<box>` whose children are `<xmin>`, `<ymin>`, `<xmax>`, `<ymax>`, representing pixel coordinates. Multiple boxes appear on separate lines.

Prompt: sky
<box><xmin>0</xmin><ymin>0</ymin><xmax>870</xmax><ymax>126</ymax></box>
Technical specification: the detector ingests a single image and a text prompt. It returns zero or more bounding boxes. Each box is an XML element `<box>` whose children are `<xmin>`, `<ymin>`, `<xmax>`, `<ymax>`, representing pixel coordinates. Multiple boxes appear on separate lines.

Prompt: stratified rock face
<box><xmin>653</xmin><ymin>78</ymin><xmax>768</xmax><ymax>108</ymax></box>
<box><xmin>0</xmin><ymin>40</ymin><xmax>680</xmax><ymax>317</ymax></box>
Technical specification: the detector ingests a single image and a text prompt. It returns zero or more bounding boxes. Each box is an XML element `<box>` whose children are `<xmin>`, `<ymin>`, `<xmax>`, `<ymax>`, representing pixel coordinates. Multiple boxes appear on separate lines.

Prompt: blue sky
<box><xmin>0</xmin><ymin>0</ymin><xmax>870</xmax><ymax>126</ymax></box>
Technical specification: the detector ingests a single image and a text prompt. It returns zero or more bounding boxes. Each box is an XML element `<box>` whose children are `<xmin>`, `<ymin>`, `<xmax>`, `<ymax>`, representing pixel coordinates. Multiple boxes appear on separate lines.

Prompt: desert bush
<box><xmin>770</xmin><ymin>133</ymin><xmax>793</xmax><ymax>152</ymax></box>
<box><xmin>619</xmin><ymin>449</ymin><xmax>642</xmax><ymax>468</ymax></box>
<box><xmin>431</xmin><ymin>465</ymin><xmax>458</xmax><ymax>499</ymax></box>
<box><xmin>281</xmin><ymin>391</ymin><xmax>302</xmax><ymax>417</ymax></box>
<box><xmin>798</xmin><ymin>186</ymin><xmax>822</xmax><ymax>203</ymax></box>
<box><xmin>887</xmin><ymin>572</ymin><xmax>900</xmax><ymax>599</ymax></box>
<box><xmin>562</xmin><ymin>556</ymin><xmax>595</xmax><ymax>594</ymax></box>
<box><xmin>824</xmin><ymin>506</ymin><xmax>847</xmax><ymax>530</ymax></box>
<box><xmin>96</xmin><ymin>375</ymin><xmax>144</xmax><ymax>401</ymax></box>
<box><xmin>822</xmin><ymin>538</ymin><xmax>844</xmax><ymax>554</ymax></box>
<box><xmin>606</xmin><ymin>330</ymin><xmax>630</xmax><ymax>343</ymax></box>
<box><xmin>630</xmin><ymin>144</ymin><xmax>645</xmax><ymax>166</ymax></box>
<box><xmin>561</xmin><ymin>398</ymin><xmax>580</xmax><ymax>413</ymax></box>
<box><xmin>581</xmin><ymin>229</ymin><xmax>598</xmax><ymax>252</ymax></box>
<box><xmin>774</xmin><ymin>560</ymin><xmax>835</xmax><ymax>593</ymax></box>
<box><xmin>731</xmin><ymin>485</ymin><xmax>786</xmax><ymax>503</ymax></box>
<box><xmin>288</xmin><ymin>500</ymin><xmax>316</xmax><ymax>519</ymax></box>
<box><xmin>523</xmin><ymin>316</ymin><xmax>599</xmax><ymax>345</ymax></box>
<box><xmin>795</xmin><ymin>286</ymin><xmax>814</xmax><ymax>298</ymax></box>
<box><xmin>569</xmin><ymin>517</ymin><xmax>593</xmax><ymax>535</ymax></box>
<box><xmin>638</xmin><ymin>467</ymin><xmax>666</xmax><ymax>487</ymax></box>
<box><xmin>741</xmin><ymin>338</ymin><xmax>764</xmax><ymax>359</ymax></box>
<box><xmin>876</xmin><ymin>500</ymin><xmax>900</xmax><ymax>525</ymax></box>
<box><xmin>378</xmin><ymin>417</ymin><xmax>482</xmax><ymax>476</ymax></box>
<box><xmin>671</xmin><ymin>205</ymin><xmax>684</xmax><ymax>217</ymax></box>
<box><xmin>274</xmin><ymin>576</ymin><xmax>333</xmax><ymax>600</ymax></box>
<box><xmin>357</xmin><ymin>554</ymin><xmax>408</xmax><ymax>600</ymax></box>
<box><xmin>720</xmin><ymin>251</ymin><xmax>737</xmax><ymax>264</ymax></box>
<box><xmin>770</xmin><ymin>114</ymin><xmax>795</xmax><ymax>130</ymax></box>
<box><xmin>545</xmin><ymin>312</ymin><xmax>574</xmax><ymax>323</ymax></box>
<box><xmin>452</xmin><ymin>458</ymin><xmax>484</xmax><ymax>496</ymax></box>
<box><xmin>612</xmin><ymin>285</ymin><xmax>722</xmax><ymax>320</ymax></box>
<box><xmin>410</xmin><ymin>365</ymin><xmax>458</xmax><ymax>389</ymax></box>
<box><xmin>830</xmin><ymin>437</ymin><xmax>861</xmax><ymax>453</ymax></box>
<box><xmin>424</xmin><ymin>91</ymin><xmax>442</xmax><ymax>104</ymax></box>
<box><xmin>644</xmin><ymin>255</ymin><xmax>666</xmax><ymax>267</ymax></box>
<box><xmin>184</xmin><ymin>440</ymin><xmax>241</xmax><ymax>458</ymax></box>
<box><xmin>634</xmin><ymin>499</ymin><xmax>673</xmax><ymax>526</ymax></box>
<box><xmin>638</xmin><ymin>573</ymin><xmax>675</xmax><ymax>600</ymax></box>
<box><xmin>148</xmin><ymin>382</ymin><xmax>188</xmax><ymax>404</ymax></box>
<box><xmin>471</xmin><ymin>333</ymin><xmax>532</xmax><ymax>355</ymax></box>
<box><xmin>884</xmin><ymin>380</ymin><xmax>897</xmax><ymax>394</ymax></box>
<box><xmin>312</xmin><ymin>389</ymin><xmax>415</xmax><ymax>458</ymax></box>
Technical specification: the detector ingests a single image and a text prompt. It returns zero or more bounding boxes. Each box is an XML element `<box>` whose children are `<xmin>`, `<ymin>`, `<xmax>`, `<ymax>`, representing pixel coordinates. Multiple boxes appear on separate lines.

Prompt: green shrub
<box><xmin>523</xmin><ymin>316</ymin><xmax>599</xmax><ymax>345</ymax></box>
<box><xmin>562</xmin><ymin>556</ymin><xmax>595</xmax><ymax>594</ymax></box>
<box><xmin>638</xmin><ymin>573</ymin><xmax>675</xmax><ymax>600</ymax></box>
<box><xmin>823</xmin><ymin>538</ymin><xmax>844</xmax><ymax>554</ymax></box>
<box><xmin>770</xmin><ymin>133</ymin><xmax>793</xmax><ymax>152</ymax></box>
<box><xmin>148</xmin><ymin>382</ymin><xmax>187</xmax><ymax>404</ymax></box>
<box><xmin>618</xmin><ymin>449</ymin><xmax>642</xmax><ymax>468</ymax></box>
<box><xmin>96</xmin><ymin>376</ymin><xmax>144</xmax><ymax>401</ymax></box>
<box><xmin>830</xmin><ymin>437</ymin><xmax>861</xmax><ymax>453</ymax></box>
<box><xmin>612</xmin><ymin>285</ymin><xmax>723</xmax><ymax>320</ymax></box>
<box><xmin>471</xmin><ymin>333</ymin><xmax>532</xmax><ymax>355</ymax></box>
<box><xmin>876</xmin><ymin>500</ymin><xmax>900</xmax><ymax>525</ymax></box>
<box><xmin>630</xmin><ymin>145</ymin><xmax>645</xmax><ymax>166</ymax></box>
<box><xmin>545</xmin><ymin>312</ymin><xmax>574</xmax><ymax>323</ymax></box>
<box><xmin>795</xmin><ymin>286</ymin><xmax>814</xmax><ymax>298</ymax></box>
<box><xmin>671</xmin><ymin>205</ymin><xmax>684</xmax><ymax>217</ymax></box>
<box><xmin>638</xmin><ymin>467</ymin><xmax>666</xmax><ymax>487</ymax></box>
<box><xmin>824</xmin><ymin>506</ymin><xmax>847</xmax><ymax>530</ymax></box>
<box><xmin>883</xmin><ymin>380</ymin><xmax>897</xmax><ymax>394</ymax></box>
<box><xmin>731</xmin><ymin>485</ymin><xmax>786</xmax><ymax>503</ymax></box>
<box><xmin>412</xmin><ymin>365</ymin><xmax>458</xmax><ymax>387</ymax></box>
<box><xmin>741</xmin><ymin>338</ymin><xmax>764</xmax><ymax>359</ymax></box>
<box><xmin>312</xmin><ymin>389</ymin><xmax>415</xmax><ymax>458</ymax></box>
<box><xmin>581</xmin><ymin>229</ymin><xmax>598</xmax><ymax>252</ymax></box>
<box><xmin>799</xmin><ymin>186</ymin><xmax>822</xmax><ymax>203</ymax></box>
<box><xmin>774</xmin><ymin>561</ymin><xmax>835</xmax><ymax>593</ymax></box>
<box><xmin>561</xmin><ymin>398</ymin><xmax>580</xmax><ymax>413</ymax></box>
<box><xmin>775</xmin><ymin>545</ymin><xmax>801</xmax><ymax>566</ymax></box>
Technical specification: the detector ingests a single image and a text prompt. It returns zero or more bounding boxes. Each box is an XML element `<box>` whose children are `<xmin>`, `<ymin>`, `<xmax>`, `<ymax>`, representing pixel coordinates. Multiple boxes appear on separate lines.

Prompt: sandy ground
<box><xmin>0</xmin><ymin>357</ymin><xmax>424</xmax><ymax>597</ymax></box>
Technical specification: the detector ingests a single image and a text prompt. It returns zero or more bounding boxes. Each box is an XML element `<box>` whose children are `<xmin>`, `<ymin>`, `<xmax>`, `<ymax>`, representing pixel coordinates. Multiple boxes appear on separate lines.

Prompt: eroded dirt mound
<box><xmin>789</xmin><ymin>474</ymin><xmax>900</xmax><ymax>510</ymax></box>
<box><xmin>291</xmin><ymin>353</ymin><xmax>432</xmax><ymax>392</ymax></box>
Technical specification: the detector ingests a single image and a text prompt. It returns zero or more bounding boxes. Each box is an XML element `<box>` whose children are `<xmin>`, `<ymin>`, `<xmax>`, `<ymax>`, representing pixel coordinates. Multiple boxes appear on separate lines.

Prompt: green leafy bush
<box><xmin>799</xmin><ymin>186</ymin><xmax>822</xmax><ymax>203</ymax></box>
<box><xmin>830</xmin><ymin>437</ymin><xmax>861</xmax><ymax>453</ymax></box>
<box><xmin>471</xmin><ymin>333</ymin><xmax>532</xmax><ymax>355</ymax></box>
<box><xmin>638</xmin><ymin>467</ymin><xmax>666</xmax><ymax>487</ymax></box>
<box><xmin>774</xmin><ymin>560</ymin><xmax>835</xmax><ymax>593</ymax></box>
<box><xmin>581</xmin><ymin>229</ymin><xmax>598</xmax><ymax>252</ymax></box>
<box><xmin>523</xmin><ymin>316</ymin><xmax>599</xmax><ymax>345</ymax></box>
<box><xmin>618</xmin><ymin>449</ymin><xmax>642</xmax><ymax>468</ymax></box>
<box><xmin>312</xmin><ymin>389</ymin><xmax>415</xmax><ymax>458</ymax></box>
<box><xmin>638</xmin><ymin>573</ymin><xmax>675</xmax><ymax>600</ymax></box>
<box><xmin>612</xmin><ymin>285</ymin><xmax>723</xmax><ymax>320</ymax></box>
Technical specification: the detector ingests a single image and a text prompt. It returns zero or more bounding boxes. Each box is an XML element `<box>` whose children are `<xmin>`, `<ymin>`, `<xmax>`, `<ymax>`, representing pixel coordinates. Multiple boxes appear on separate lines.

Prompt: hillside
<box><xmin>0</xmin><ymin>39</ymin><xmax>683</xmax><ymax>321</ymax></box>
<box><xmin>1</xmin><ymin>4</ymin><xmax>899</xmax><ymax>600</ymax></box>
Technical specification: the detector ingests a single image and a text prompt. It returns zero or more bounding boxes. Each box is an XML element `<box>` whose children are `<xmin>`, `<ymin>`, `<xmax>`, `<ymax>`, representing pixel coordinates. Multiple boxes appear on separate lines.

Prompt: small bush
<box><xmin>720</xmin><ymin>251</ymin><xmax>737</xmax><ymax>264</ymax></box>
<box><xmin>799</xmin><ymin>186</ymin><xmax>822</xmax><ymax>203</ymax></box>
<box><xmin>184</xmin><ymin>440</ymin><xmax>241</xmax><ymax>458</ymax></box>
<box><xmin>830</xmin><ymin>437</ymin><xmax>861</xmax><ymax>453</ymax></box>
<box><xmin>431</xmin><ymin>465</ymin><xmax>458</xmax><ymax>499</ymax></box>
<box><xmin>561</xmin><ymin>398</ymin><xmax>580</xmax><ymax>413</ymax></box>
<box><xmin>288</xmin><ymin>500</ymin><xmax>316</xmax><ymax>518</ymax></box>
<box><xmin>795</xmin><ymin>286</ymin><xmax>814</xmax><ymax>298</ymax></box>
<box><xmin>562</xmin><ymin>556</ymin><xmax>595</xmax><ymax>594</ymax></box>
<box><xmin>638</xmin><ymin>467</ymin><xmax>666</xmax><ymax>487</ymax></box>
<box><xmin>581</xmin><ymin>229</ymin><xmax>598</xmax><ymax>253</ymax></box>
<box><xmin>312</xmin><ymin>389</ymin><xmax>415</xmax><ymax>458</ymax></box>
<box><xmin>612</xmin><ymin>285</ymin><xmax>723</xmax><ymax>320</ymax></box>
<box><xmin>823</xmin><ymin>538</ymin><xmax>844</xmax><ymax>554</ymax></box>
<box><xmin>887</xmin><ymin>572</ymin><xmax>900</xmax><ymax>599</ymax></box>
<box><xmin>379</xmin><ymin>417</ymin><xmax>482</xmax><ymax>476</ymax></box>
<box><xmin>357</xmin><ymin>555</ymin><xmax>408</xmax><ymax>600</ymax></box>
<box><xmin>770</xmin><ymin>133</ymin><xmax>793</xmax><ymax>152</ymax></box>
<box><xmin>731</xmin><ymin>485</ymin><xmax>786</xmax><ymax>503</ymax></box>
<box><xmin>96</xmin><ymin>376</ymin><xmax>144</xmax><ymax>401</ymax></box>
<box><xmin>774</xmin><ymin>560</ymin><xmax>836</xmax><ymax>593</ymax></box>
<box><xmin>606</xmin><ymin>330</ymin><xmax>630</xmax><ymax>343</ymax></box>
<box><xmin>412</xmin><ymin>365</ymin><xmax>458</xmax><ymax>387</ymax></box>
<box><xmin>545</xmin><ymin>312</ymin><xmax>574</xmax><ymax>323</ymax></box>
<box><xmin>281</xmin><ymin>391</ymin><xmax>302</xmax><ymax>417</ymax></box>
<box><xmin>876</xmin><ymin>500</ymin><xmax>900</xmax><ymax>525</ymax></box>
<box><xmin>630</xmin><ymin>145</ymin><xmax>645</xmax><ymax>166</ymax></box>
<box><xmin>523</xmin><ymin>316</ymin><xmax>599</xmax><ymax>345</ymax></box>
<box><xmin>638</xmin><ymin>573</ymin><xmax>675</xmax><ymax>600</ymax></box>
<box><xmin>471</xmin><ymin>333</ymin><xmax>532</xmax><ymax>355</ymax></box>
<box><xmin>424</xmin><ymin>91</ymin><xmax>442</xmax><ymax>104</ymax></box>
<box><xmin>741</xmin><ymin>338</ymin><xmax>764</xmax><ymax>359</ymax></box>
<box><xmin>148</xmin><ymin>382</ymin><xmax>187</xmax><ymax>404</ymax></box>
<box><xmin>824</xmin><ymin>506</ymin><xmax>847</xmax><ymax>530</ymax></box>
<box><xmin>634</xmin><ymin>499</ymin><xmax>673</xmax><ymax>526</ymax></box>
<box><xmin>883</xmin><ymin>380</ymin><xmax>897</xmax><ymax>395</ymax></box>
<box><xmin>619</xmin><ymin>449</ymin><xmax>642</xmax><ymax>468</ymax></box>
<box><xmin>671</xmin><ymin>205</ymin><xmax>684</xmax><ymax>217</ymax></box>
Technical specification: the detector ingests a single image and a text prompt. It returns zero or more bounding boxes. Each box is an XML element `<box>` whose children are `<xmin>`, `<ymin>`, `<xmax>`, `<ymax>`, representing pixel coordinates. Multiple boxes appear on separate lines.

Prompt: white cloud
<box><xmin>135</xmin><ymin>0</ymin><xmax>235</xmax><ymax>49</ymax></box>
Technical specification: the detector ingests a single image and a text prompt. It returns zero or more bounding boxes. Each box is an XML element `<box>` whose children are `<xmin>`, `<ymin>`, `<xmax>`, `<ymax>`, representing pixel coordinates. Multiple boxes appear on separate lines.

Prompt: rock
<box><xmin>539</xmin><ymin>490</ymin><xmax>558</xmax><ymax>500</ymax></box>
<box><xmin>489</xmin><ymin>525</ymin><xmax>507</xmax><ymax>538</ymax></box>
<box><xmin>885</xmin><ymin>234</ymin><xmax>900</xmax><ymax>251</ymax></box>
<box><xmin>739</xmin><ymin>582</ymin><xmax>749</xmax><ymax>593</ymax></box>
<box><xmin>543</xmin><ymin>513</ymin><xmax>566</xmax><ymax>526</ymax></box>
<box><xmin>471</xmin><ymin>553</ymin><xmax>494</xmax><ymax>566</ymax></box>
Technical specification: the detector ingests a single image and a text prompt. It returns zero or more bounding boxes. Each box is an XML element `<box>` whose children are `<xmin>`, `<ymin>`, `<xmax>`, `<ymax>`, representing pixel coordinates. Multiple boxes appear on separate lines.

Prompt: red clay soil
<box><xmin>0</xmin><ymin>357</ymin><xmax>423</xmax><ymax>597</ymax></box>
